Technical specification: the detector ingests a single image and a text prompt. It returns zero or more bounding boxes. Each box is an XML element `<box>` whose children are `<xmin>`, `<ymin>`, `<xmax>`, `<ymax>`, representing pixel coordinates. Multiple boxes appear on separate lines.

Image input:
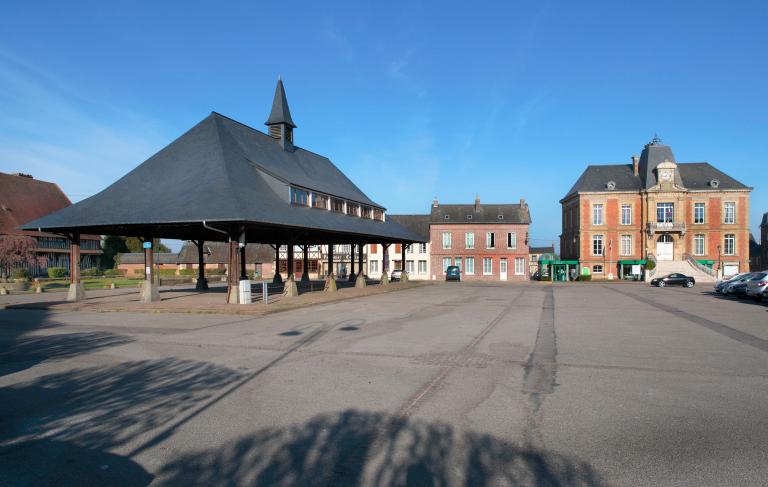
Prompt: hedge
<box><xmin>11</xmin><ymin>268</ymin><xmax>30</xmax><ymax>279</ymax></box>
<box><xmin>47</xmin><ymin>267</ymin><xmax>67</xmax><ymax>278</ymax></box>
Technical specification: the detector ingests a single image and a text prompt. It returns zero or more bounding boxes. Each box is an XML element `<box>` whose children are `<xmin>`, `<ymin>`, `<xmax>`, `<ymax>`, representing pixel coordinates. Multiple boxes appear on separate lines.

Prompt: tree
<box><xmin>101</xmin><ymin>236</ymin><xmax>172</xmax><ymax>269</ymax></box>
<box><xmin>0</xmin><ymin>235</ymin><xmax>43</xmax><ymax>279</ymax></box>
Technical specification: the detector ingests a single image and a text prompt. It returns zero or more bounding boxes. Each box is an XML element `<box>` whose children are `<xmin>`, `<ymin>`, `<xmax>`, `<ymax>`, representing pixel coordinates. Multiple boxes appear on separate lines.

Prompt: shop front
<box><xmin>618</xmin><ymin>260</ymin><xmax>647</xmax><ymax>281</ymax></box>
<box><xmin>539</xmin><ymin>260</ymin><xmax>579</xmax><ymax>281</ymax></box>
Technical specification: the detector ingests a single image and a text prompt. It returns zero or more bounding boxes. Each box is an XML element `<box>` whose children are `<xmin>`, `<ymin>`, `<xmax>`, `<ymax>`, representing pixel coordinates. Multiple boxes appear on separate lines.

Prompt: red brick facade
<box><xmin>430</xmin><ymin>223</ymin><xmax>530</xmax><ymax>281</ymax></box>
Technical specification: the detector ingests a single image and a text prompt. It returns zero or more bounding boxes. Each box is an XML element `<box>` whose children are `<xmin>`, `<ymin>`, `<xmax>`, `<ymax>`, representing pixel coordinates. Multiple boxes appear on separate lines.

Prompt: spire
<box><xmin>265</xmin><ymin>79</ymin><xmax>296</xmax><ymax>128</ymax></box>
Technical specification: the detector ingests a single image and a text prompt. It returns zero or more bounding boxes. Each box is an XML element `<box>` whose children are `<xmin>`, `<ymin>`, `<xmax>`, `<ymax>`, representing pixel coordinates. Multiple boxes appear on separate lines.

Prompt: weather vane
<box><xmin>651</xmin><ymin>133</ymin><xmax>662</xmax><ymax>145</ymax></box>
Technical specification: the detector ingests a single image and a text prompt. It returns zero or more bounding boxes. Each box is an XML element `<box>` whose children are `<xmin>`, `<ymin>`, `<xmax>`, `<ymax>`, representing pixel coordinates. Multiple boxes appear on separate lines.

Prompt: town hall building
<box><xmin>560</xmin><ymin>137</ymin><xmax>751</xmax><ymax>280</ymax></box>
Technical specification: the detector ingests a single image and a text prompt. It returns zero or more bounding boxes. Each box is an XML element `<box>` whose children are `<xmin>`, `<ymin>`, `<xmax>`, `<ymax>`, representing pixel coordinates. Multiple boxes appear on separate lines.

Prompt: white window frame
<box><xmin>486</xmin><ymin>232</ymin><xmax>495</xmax><ymax>249</ymax></box>
<box><xmin>514</xmin><ymin>257</ymin><xmax>525</xmax><ymax>275</ymax></box>
<box><xmin>593</xmin><ymin>265</ymin><xmax>604</xmax><ymax>274</ymax></box>
<box><xmin>694</xmin><ymin>234</ymin><xmax>705</xmax><ymax>256</ymax></box>
<box><xmin>483</xmin><ymin>257</ymin><xmax>493</xmax><ymax>275</ymax></box>
<box><xmin>442</xmin><ymin>232</ymin><xmax>452</xmax><ymax>249</ymax></box>
<box><xmin>454</xmin><ymin>257</ymin><xmax>462</xmax><ymax>270</ymax></box>
<box><xmin>620</xmin><ymin>235</ymin><xmax>632</xmax><ymax>256</ymax></box>
<box><xmin>724</xmin><ymin>202</ymin><xmax>736</xmax><ymax>224</ymax></box>
<box><xmin>620</xmin><ymin>204</ymin><xmax>632</xmax><ymax>225</ymax></box>
<box><xmin>419</xmin><ymin>243</ymin><xmax>427</xmax><ymax>254</ymax></box>
<box><xmin>507</xmin><ymin>232</ymin><xmax>517</xmax><ymax>249</ymax></box>
<box><xmin>406</xmin><ymin>260</ymin><xmax>415</xmax><ymax>273</ymax></box>
<box><xmin>724</xmin><ymin>234</ymin><xmax>736</xmax><ymax>255</ymax></box>
<box><xmin>465</xmin><ymin>257</ymin><xmax>475</xmax><ymax>275</ymax></box>
<box><xmin>592</xmin><ymin>204</ymin><xmax>603</xmax><ymax>225</ymax></box>
<box><xmin>418</xmin><ymin>260</ymin><xmax>427</xmax><ymax>274</ymax></box>
<box><xmin>465</xmin><ymin>232</ymin><xmax>474</xmax><ymax>249</ymax></box>
<box><xmin>369</xmin><ymin>260</ymin><xmax>378</xmax><ymax>273</ymax></box>
<box><xmin>694</xmin><ymin>202</ymin><xmax>705</xmax><ymax>224</ymax></box>
<box><xmin>592</xmin><ymin>235</ymin><xmax>604</xmax><ymax>256</ymax></box>
<box><xmin>442</xmin><ymin>257</ymin><xmax>452</xmax><ymax>273</ymax></box>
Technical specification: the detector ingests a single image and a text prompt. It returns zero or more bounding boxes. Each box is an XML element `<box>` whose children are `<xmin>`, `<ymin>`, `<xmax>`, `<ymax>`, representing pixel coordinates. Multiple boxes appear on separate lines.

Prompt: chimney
<box><xmin>519</xmin><ymin>197</ymin><xmax>527</xmax><ymax>209</ymax></box>
<box><xmin>432</xmin><ymin>196</ymin><xmax>439</xmax><ymax>208</ymax></box>
<box><xmin>474</xmin><ymin>194</ymin><xmax>481</xmax><ymax>211</ymax></box>
<box><xmin>632</xmin><ymin>155</ymin><xmax>639</xmax><ymax>176</ymax></box>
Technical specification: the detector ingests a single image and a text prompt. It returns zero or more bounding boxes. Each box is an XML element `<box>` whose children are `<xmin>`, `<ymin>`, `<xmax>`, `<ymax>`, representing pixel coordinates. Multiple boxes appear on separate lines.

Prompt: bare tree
<box><xmin>0</xmin><ymin>235</ymin><xmax>42</xmax><ymax>279</ymax></box>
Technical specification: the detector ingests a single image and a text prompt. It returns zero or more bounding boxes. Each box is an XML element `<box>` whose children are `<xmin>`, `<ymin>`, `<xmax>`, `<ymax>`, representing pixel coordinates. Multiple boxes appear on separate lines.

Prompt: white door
<box><xmin>656</xmin><ymin>235</ymin><xmax>674</xmax><ymax>261</ymax></box>
<box><xmin>723</xmin><ymin>264</ymin><xmax>739</xmax><ymax>277</ymax></box>
<box><xmin>500</xmin><ymin>258</ymin><xmax>508</xmax><ymax>281</ymax></box>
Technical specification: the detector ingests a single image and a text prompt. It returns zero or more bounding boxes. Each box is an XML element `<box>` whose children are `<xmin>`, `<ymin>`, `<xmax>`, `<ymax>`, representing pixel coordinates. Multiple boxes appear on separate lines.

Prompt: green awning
<box><xmin>697</xmin><ymin>260</ymin><xmax>715</xmax><ymax>265</ymax></box>
<box><xmin>618</xmin><ymin>260</ymin><xmax>647</xmax><ymax>265</ymax></box>
<box><xmin>540</xmin><ymin>260</ymin><xmax>579</xmax><ymax>265</ymax></box>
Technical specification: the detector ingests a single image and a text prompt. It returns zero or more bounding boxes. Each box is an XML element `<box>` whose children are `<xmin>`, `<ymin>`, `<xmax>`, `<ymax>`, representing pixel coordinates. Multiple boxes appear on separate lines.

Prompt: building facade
<box><xmin>0</xmin><ymin>172</ymin><xmax>101</xmax><ymax>276</ymax></box>
<box><xmin>430</xmin><ymin>197</ymin><xmax>531</xmax><ymax>281</ymax></box>
<box><xmin>560</xmin><ymin>138</ymin><xmax>752</xmax><ymax>280</ymax></box>
<box><xmin>760</xmin><ymin>212</ymin><xmax>768</xmax><ymax>270</ymax></box>
<box><xmin>528</xmin><ymin>245</ymin><xmax>556</xmax><ymax>277</ymax></box>
<box><xmin>366</xmin><ymin>215</ymin><xmax>431</xmax><ymax>280</ymax></box>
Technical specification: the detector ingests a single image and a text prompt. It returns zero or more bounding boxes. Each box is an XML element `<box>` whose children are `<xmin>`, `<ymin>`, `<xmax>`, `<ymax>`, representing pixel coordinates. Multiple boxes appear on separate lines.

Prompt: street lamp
<box><xmin>717</xmin><ymin>244</ymin><xmax>722</xmax><ymax>279</ymax></box>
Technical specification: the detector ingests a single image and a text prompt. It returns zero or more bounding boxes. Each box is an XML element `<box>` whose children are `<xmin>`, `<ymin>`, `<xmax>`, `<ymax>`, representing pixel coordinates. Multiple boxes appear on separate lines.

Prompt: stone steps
<box><xmin>649</xmin><ymin>260</ymin><xmax>717</xmax><ymax>282</ymax></box>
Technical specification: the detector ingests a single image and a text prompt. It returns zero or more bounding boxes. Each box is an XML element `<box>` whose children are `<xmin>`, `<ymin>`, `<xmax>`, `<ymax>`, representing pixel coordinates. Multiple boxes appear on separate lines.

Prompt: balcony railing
<box><xmin>646</xmin><ymin>222</ymin><xmax>686</xmax><ymax>236</ymax></box>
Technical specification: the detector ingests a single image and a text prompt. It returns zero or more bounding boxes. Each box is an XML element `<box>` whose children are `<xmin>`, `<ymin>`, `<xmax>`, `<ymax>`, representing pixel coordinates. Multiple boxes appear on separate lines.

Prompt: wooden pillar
<box><xmin>328</xmin><ymin>244</ymin><xmax>334</xmax><ymax>276</ymax></box>
<box><xmin>358</xmin><ymin>244</ymin><xmax>364</xmax><ymax>275</ymax></box>
<box><xmin>383</xmin><ymin>244</ymin><xmax>390</xmax><ymax>272</ymax></box>
<box><xmin>70</xmin><ymin>233</ymin><xmax>81</xmax><ymax>284</ymax></box>
<box><xmin>273</xmin><ymin>244</ymin><xmax>283</xmax><ymax>284</ymax></box>
<box><xmin>301</xmin><ymin>245</ymin><xmax>310</xmax><ymax>282</ymax></box>
<box><xmin>287</xmin><ymin>243</ymin><xmax>294</xmax><ymax>280</ymax></box>
<box><xmin>66</xmin><ymin>233</ymin><xmax>85</xmax><ymax>301</ymax></box>
<box><xmin>239</xmin><ymin>244</ymin><xmax>247</xmax><ymax>281</ymax></box>
<box><xmin>140</xmin><ymin>237</ymin><xmax>160</xmax><ymax>302</ymax></box>
<box><xmin>195</xmin><ymin>240</ymin><xmax>208</xmax><ymax>290</ymax></box>
<box><xmin>144</xmin><ymin>239</ymin><xmax>153</xmax><ymax>283</ymax></box>
<box><xmin>401</xmin><ymin>244</ymin><xmax>407</xmax><ymax>273</ymax></box>
<box><xmin>227</xmin><ymin>240</ymin><xmax>239</xmax><ymax>303</ymax></box>
<box><xmin>349</xmin><ymin>244</ymin><xmax>356</xmax><ymax>281</ymax></box>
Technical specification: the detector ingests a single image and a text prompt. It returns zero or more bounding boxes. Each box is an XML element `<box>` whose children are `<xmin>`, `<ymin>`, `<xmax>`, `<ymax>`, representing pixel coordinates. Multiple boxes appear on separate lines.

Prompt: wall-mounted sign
<box><xmin>142</xmin><ymin>241</ymin><xmax>152</xmax><ymax>249</ymax></box>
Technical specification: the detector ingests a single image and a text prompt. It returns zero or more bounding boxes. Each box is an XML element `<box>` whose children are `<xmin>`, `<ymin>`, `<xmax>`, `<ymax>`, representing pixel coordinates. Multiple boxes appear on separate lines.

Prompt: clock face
<box><xmin>661</xmin><ymin>170</ymin><xmax>672</xmax><ymax>181</ymax></box>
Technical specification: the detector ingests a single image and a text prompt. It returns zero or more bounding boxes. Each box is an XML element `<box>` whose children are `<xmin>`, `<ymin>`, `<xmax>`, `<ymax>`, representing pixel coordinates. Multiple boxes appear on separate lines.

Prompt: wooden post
<box><xmin>355</xmin><ymin>243</ymin><xmax>366</xmax><ymax>288</ymax></box>
<box><xmin>401</xmin><ymin>243</ymin><xmax>409</xmax><ymax>282</ymax></box>
<box><xmin>239</xmin><ymin>244</ymin><xmax>247</xmax><ymax>281</ymax></box>
<box><xmin>349</xmin><ymin>244</ymin><xmax>356</xmax><ymax>281</ymax></box>
<box><xmin>140</xmin><ymin>237</ymin><xmax>160</xmax><ymax>302</ymax></box>
<box><xmin>227</xmin><ymin>239</ymin><xmax>240</xmax><ymax>303</ymax></box>
<box><xmin>381</xmin><ymin>243</ymin><xmax>390</xmax><ymax>285</ymax></box>
<box><xmin>283</xmin><ymin>241</ymin><xmax>298</xmax><ymax>297</ymax></box>
<box><xmin>66</xmin><ymin>233</ymin><xmax>84</xmax><ymax>301</ymax></box>
<box><xmin>287</xmin><ymin>243</ymin><xmax>294</xmax><ymax>280</ymax></box>
<box><xmin>301</xmin><ymin>245</ymin><xmax>310</xmax><ymax>282</ymax></box>
<box><xmin>328</xmin><ymin>244</ymin><xmax>334</xmax><ymax>276</ymax></box>
<box><xmin>195</xmin><ymin>240</ymin><xmax>208</xmax><ymax>290</ymax></box>
<box><xmin>273</xmin><ymin>244</ymin><xmax>283</xmax><ymax>284</ymax></box>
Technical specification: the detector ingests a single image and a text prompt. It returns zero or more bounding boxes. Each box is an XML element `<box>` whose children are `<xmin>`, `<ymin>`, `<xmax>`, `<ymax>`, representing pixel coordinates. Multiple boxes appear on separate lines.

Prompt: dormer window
<box><xmin>709</xmin><ymin>178</ymin><xmax>720</xmax><ymax>188</ymax></box>
<box><xmin>467</xmin><ymin>214</ymin><xmax>473</xmax><ymax>220</ymax></box>
<box><xmin>290</xmin><ymin>187</ymin><xmax>309</xmax><ymax>207</ymax></box>
<box><xmin>312</xmin><ymin>193</ymin><xmax>328</xmax><ymax>209</ymax></box>
<box><xmin>361</xmin><ymin>206</ymin><xmax>372</xmax><ymax>219</ymax></box>
<box><xmin>444</xmin><ymin>215</ymin><xmax>450</xmax><ymax>220</ymax></box>
<box><xmin>346</xmin><ymin>202</ymin><xmax>360</xmax><ymax>217</ymax></box>
<box><xmin>606</xmin><ymin>181</ymin><xmax>616</xmax><ymax>190</ymax></box>
<box><xmin>497</xmin><ymin>215</ymin><xmax>504</xmax><ymax>220</ymax></box>
<box><xmin>373</xmin><ymin>208</ymin><xmax>384</xmax><ymax>221</ymax></box>
<box><xmin>331</xmin><ymin>197</ymin><xmax>345</xmax><ymax>213</ymax></box>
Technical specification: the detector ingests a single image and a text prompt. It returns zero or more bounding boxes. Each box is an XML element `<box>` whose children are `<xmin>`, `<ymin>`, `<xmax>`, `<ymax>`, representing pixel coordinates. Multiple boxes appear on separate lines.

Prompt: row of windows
<box><xmin>441</xmin><ymin>256</ymin><xmax>526</xmax><ymax>275</ymax></box>
<box><xmin>290</xmin><ymin>187</ymin><xmax>384</xmax><ymax>221</ymax></box>
<box><xmin>369</xmin><ymin>243</ymin><xmax>428</xmax><ymax>254</ymax></box>
<box><xmin>35</xmin><ymin>236</ymin><xmax>101</xmax><ymax>250</ymax></box>
<box><xmin>591</xmin><ymin>202</ymin><xmax>738</xmax><ymax>226</ymax></box>
<box><xmin>590</xmin><ymin>234</ymin><xmax>738</xmax><ymax>256</ymax></box>
<box><xmin>368</xmin><ymin>260</ymin><xmax>428</xmax><ymax>274</ymax></box>
<box><xmin>442</xmin><ymin>232</ymin><xmax>518</xmax><ymax>250</ymax></box>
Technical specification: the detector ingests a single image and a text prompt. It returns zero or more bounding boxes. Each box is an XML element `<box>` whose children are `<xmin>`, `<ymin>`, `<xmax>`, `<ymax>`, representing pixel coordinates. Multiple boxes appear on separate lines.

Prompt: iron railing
<box><xmin>683</xmin><ymin>253</ymin><xmax>717</xmax><ymax>278</ymax></box>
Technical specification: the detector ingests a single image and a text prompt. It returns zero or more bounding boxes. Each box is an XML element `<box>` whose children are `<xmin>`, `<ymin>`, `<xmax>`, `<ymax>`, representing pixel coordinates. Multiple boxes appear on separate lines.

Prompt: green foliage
<box><xmin>178</xmin><ymin>269</ymin><xmax>196</xmax><ymax>276</ymax></box>
<box><xmin>102</xmin><ymin>236</ymin><xmax>172</xmax><ymax>268</ymax></box>
<box><xmin>578</xmin><ymin>274</ymin><xmax>592</xmax><ymax>282</ymax></box>
<box><xmin>159</xmin><ymin>269</ymin><xmax>177</xmax><ymax>276</ymax></box>
<box><xmin>11</xmin><ymin>268</ymin><xmax>30</xmax><ymax>279</ymax></box>
<box><xmin>103</xmin><ymin>268</ymin><xmax>124</xmax><ymax>277</ymax></box>
<box><xmin>646</xmin><ymin>260</ymin><xmax>656</xmax><ymax>270</ymax></box>
<box><xmin>205</xmin><ymin>268</ymin><xmax>226</xmax><ymax>276</ymax></box>
<box><xmin>47</xmin><ymin>267</ymin><xmax>68</xmax><ymax>278</ymax></box>
<box><xmin>81</xmin><ymin>267</ymin><xmax>103</xmax><ymax>277</ymax></box>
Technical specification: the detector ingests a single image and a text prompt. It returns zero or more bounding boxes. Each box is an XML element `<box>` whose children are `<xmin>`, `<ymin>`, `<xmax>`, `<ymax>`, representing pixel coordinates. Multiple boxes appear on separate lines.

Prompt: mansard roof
<box><xmin>430</xmin><ymin>203</ymin><xmax>531</xmax><ymax>224</ymax></box>
<box><xmin>563</xmin><ymin>162</ymin><xmax>750</xmax><ymax>200</ymax></box>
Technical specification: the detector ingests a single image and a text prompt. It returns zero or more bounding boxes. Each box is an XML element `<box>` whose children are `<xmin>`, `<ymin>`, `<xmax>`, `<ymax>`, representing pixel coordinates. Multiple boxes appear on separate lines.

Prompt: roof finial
<box><xmin>651</xmin><ymin>133</ymin><xmax>662</xmax><ymax>145</ymax></box>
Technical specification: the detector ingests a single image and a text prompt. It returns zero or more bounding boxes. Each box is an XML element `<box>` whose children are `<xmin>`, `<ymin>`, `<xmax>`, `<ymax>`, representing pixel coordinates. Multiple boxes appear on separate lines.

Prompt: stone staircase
<box><xmin>647</xmin><ymin>259</ymin><xmax>717</xmax><ymax>283</ymax></box>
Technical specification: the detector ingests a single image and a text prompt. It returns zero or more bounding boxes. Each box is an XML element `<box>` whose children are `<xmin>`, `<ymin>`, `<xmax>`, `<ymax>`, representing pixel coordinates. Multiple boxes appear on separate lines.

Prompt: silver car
<box><xmin>715</xmin><ymin>272</ymin><xmax>749</xmax><ymax>293</ymax></box>
<box><xmin>746</xmin><ymin>271</ymin><xmax>768</xmax><ymax>301</ymax></box>
<box><xmin>721</xmin><ymin>273</ymin><xmax>755</xmax><ymax>296</ymax></box>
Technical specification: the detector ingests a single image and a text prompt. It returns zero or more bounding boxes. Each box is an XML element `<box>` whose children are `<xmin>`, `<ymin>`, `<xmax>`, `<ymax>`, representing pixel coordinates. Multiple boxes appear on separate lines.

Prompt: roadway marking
<box><xmin>607</xmin><ymin>286</ymin><xmax>768</xmax><ymax>353</ymax></box>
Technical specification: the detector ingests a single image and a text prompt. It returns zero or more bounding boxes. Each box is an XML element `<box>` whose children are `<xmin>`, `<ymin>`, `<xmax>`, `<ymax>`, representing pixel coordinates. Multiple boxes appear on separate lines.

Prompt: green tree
<box><xmin>101</xmin><ymin>236</ymin><xmax>172</xmax><ymax>269</ymax></box>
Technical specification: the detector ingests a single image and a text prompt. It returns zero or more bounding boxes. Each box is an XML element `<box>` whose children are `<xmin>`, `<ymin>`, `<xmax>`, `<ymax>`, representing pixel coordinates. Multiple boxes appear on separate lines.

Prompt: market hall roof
<box><xmin>22</xmin><ymin>84</ymin><xmax>424</xmax><ymax>244</ymax></box>
<box><xmin>388</xmin><ymin>215</ymin><xmax>430</xmax><ymax>241</ymax></box>
<box><xmin>177</xmin><ymin>242</ymin><xmax>274</xmax><ymax>264</ymax></box>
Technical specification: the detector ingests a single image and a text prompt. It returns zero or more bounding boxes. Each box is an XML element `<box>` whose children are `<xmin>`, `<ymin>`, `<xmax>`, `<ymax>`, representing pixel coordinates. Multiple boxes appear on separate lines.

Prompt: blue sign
<box><xmin>142</xmin><ymin>242</ymin><xmax>152</xmax><ymax>249</ymax></box>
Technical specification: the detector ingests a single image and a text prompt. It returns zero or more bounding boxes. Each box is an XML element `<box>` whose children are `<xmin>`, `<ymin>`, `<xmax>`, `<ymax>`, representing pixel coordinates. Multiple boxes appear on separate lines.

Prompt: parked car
<box><xmin>389</xmin><ymin>269</ymin><xmax>402</xmax><ymax>282</ymax></box>
<box><xmin>714</xmin><ymin>272</ymin><xmax>749</xmax><ymax>293</ymax></box>
<box><xmin>722</xmin><ymin>273</ymin><xmax>756</xmax><ymax>297</ymax></box>
<box><xmin>651</xmin><ymin>273</ymin><xmax>695</xmax><ymax>288</ymax></box>
<box><xmin>746</xmin><ymin>272</ymin><xmax>768</xmax><ymax>301</ymax></box>
<box><xmin>445</xmin><ymin>266</ymin><xmax>461</xmax><ymax>282</ymax></box>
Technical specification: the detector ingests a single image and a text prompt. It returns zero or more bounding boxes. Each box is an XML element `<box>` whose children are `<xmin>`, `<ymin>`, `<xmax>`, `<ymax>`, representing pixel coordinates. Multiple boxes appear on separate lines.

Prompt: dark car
<box><xmin>445</xmin><ymin>266</ymin><xmax>461</xmax><ymax>282</ymax></box>
<box><xmin>651</xmin><ymin>273</ymin><xmax>695</xmax><ymax>288</ymax></box>
<box><xmin>722</xmin><ymin>273</ymin><xmax>756</xmax><ymax>297</ymax></box>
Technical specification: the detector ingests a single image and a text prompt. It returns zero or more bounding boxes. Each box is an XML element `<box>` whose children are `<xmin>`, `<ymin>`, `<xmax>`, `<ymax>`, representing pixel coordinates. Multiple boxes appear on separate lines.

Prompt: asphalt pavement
<box><xmin>1</xmin><ymin>281</ymin><xmax>766</xmax><ymax>486</ymax></box>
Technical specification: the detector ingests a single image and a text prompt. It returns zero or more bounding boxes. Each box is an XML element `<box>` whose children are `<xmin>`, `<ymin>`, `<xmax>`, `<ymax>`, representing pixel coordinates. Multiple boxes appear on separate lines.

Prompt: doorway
<box><xmin>656</xmin><ymin>234</ymin><xmax>674</xmax><ymax>261</ymax></box>
<box><xmin>500</xmin><ymin>258</ymin><xmax>508</xmax><ymax>281</ymax></box>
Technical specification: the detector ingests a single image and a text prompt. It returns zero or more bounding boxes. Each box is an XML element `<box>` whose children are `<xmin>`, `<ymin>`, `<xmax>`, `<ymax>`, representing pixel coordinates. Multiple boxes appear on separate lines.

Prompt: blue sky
<box><xmin>1</xmin><ymin>0</ymin><xmax>766</xmax><ymax>251</ymax></box>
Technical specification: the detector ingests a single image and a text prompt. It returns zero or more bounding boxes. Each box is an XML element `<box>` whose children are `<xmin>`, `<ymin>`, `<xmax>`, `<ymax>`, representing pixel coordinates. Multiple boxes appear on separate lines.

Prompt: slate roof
<box><xmin>177</xmin><ymin>241</ymin><xmax>274</xmax><ymax>264</ymax></box>
<box><xmin>529</xmin><ymin>246</ymin><xmax>555</xmax><ymax>255</ymax></box>
<box><xmin>265</xmin><ymin>79</ymin><xmax>296</xmax><ymax>128</ymax></box>
<box><xmin>22</xmin><ymin>112</ymin><xmax>423</xmax><ymax>244</ymax></box>
<box><xmin>430</xmin><ymin>203</ymin><xmax>531</xmax><ymax>225</ymax></box>
<box><xmin>0</xmin><ymin>172</ymin><xmax>100</xmax><ymax>241</ymax></box>
<box><xmin>118</xmin><ymin>252</ymin><xmax>179</xmax><ymax>265</ymax></box>
<box><xmin>388</xmin><ymin>214</ymin><xmax>430</xmax><ymax>241</ymax></box>
<box><xmin>563</xmin><ymin>162</ymin><xmax>750</xmax><ymax>200</ymax></box>
<box><xmin>761</xmin><ymin>212</ymin><xmax>767</xmax><ymax>227</ymax></box>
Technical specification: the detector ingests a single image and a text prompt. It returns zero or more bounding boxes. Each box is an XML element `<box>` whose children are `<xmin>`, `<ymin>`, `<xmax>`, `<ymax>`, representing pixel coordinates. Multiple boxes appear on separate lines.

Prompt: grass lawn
<box><xmin>42</xmin><ymin>278</ymin><xmax>143</xmax><ymax>291</ymax></box>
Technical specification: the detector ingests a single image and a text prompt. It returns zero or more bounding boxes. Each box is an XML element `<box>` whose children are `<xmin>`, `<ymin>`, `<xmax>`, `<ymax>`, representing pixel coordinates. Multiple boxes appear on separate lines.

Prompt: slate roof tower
<box><xmin>265</xmin><ymin>79</ymin><xmax>296</xmax><ymax>151</ymax></box>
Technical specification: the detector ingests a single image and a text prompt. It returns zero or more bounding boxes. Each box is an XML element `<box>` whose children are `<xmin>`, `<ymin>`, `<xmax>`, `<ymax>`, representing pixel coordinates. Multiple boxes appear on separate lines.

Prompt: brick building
<box><xmin>560</xmin><ymin>138</ymin><xmax>752</xmax><ymax>280</ymax></box>
<box><xmin>0</xmin><ymin>172</ymin><xmax>101</xmax><ymax>276</ymax></box>
<box><xmin>760</xmin><ymin>212</ymin><xmax>768</xmax><ymax>269</ymax></box>
<box><xmin>430</xmin><ymin>197</ymin><xmax>531</xmax><ymax>281</ymax></box>
<box><xmin>366</xmin><ymin>215</ymin><xmax>431</xmax><ymax>280</ymax></box>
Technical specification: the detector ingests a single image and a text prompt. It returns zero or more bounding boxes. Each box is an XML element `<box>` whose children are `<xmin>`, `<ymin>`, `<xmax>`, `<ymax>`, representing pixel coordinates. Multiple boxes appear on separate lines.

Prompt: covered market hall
<box><xmin>23</xmin><ymin>80</ymin><xmax>424</xmax><ymax>304</ymax></box>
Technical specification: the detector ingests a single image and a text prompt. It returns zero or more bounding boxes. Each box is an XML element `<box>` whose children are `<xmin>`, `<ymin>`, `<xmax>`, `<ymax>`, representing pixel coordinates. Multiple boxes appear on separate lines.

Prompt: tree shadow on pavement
<box><xmin>156</xmin><ymin>409</ymin><xmax>606</xmax><ymax>487</ymax></box>
<box><xmin>0</xmin><ymin>357</ymin><xmax>244</xmax><ymax>486</ymax></box>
